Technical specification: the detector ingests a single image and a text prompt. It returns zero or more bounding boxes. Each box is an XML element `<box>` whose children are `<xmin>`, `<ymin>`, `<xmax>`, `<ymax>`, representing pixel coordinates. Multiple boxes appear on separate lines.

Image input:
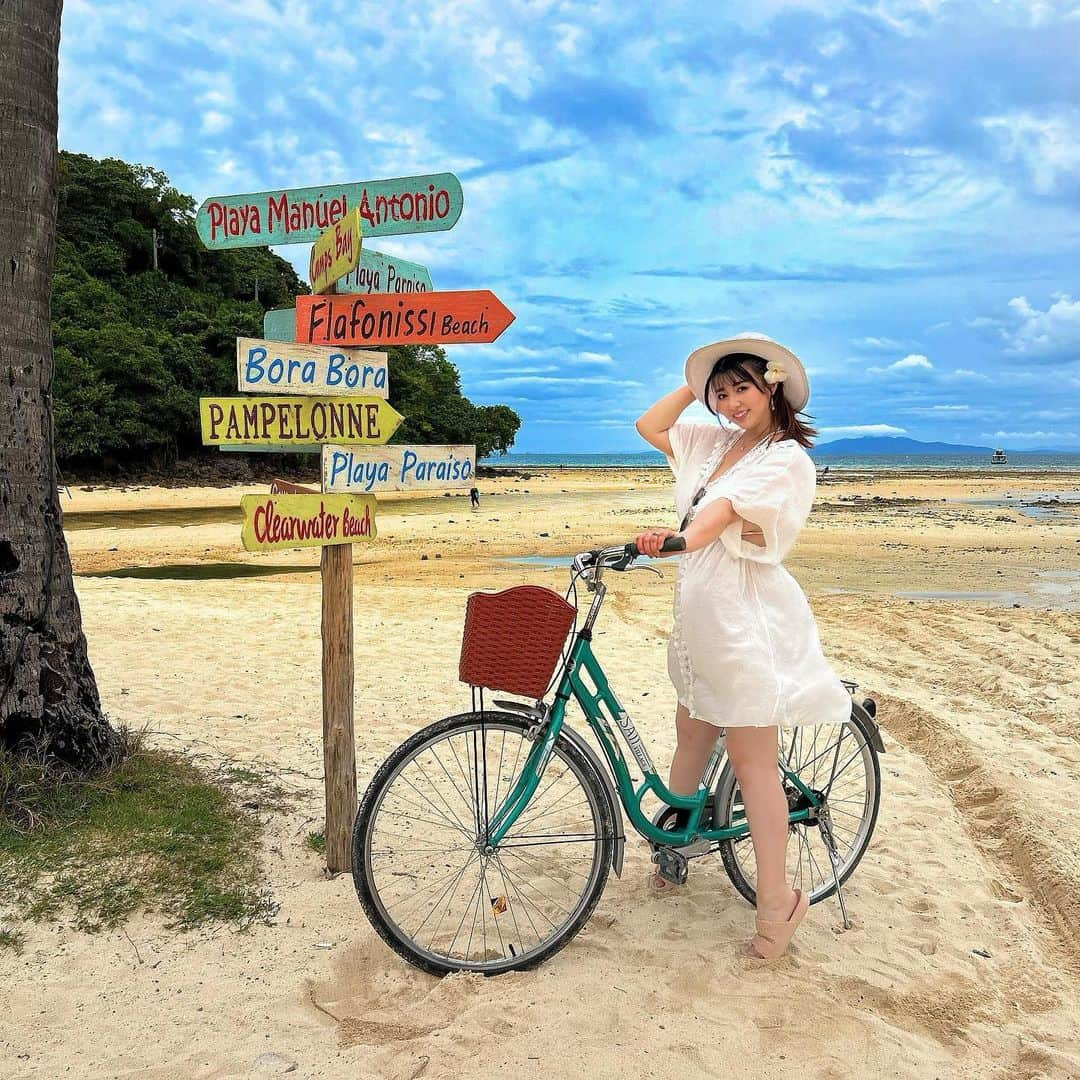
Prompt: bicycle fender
<box><xmin>851</xmin><ymin>698</ymin><xmax>885</xmax><ymax>753</ymax></box>
<box><xmin>554</xmin><ymin>724</ymin><xmax>626</xmax><ymax>879</ymax></box>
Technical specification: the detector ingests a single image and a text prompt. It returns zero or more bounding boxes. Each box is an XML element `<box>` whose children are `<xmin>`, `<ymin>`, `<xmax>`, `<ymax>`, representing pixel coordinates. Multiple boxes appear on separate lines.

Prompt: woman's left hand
<box><xmin>635</xmin><ymin>527</ymin><xmax>679</xmax><ymax>558</ymax></box>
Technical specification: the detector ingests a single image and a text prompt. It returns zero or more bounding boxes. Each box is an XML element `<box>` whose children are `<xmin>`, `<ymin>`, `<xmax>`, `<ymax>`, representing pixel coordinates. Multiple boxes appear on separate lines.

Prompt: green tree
<box><xmin>50</xmin><ymin>153</ymin><xmax>520</xmax><ymax>468</ymax></box>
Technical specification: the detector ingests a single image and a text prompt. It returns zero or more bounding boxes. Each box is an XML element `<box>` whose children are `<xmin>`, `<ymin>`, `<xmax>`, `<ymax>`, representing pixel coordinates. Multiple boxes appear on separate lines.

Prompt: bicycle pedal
<box><xmin>656</xmin><ymin>847</ymin><xmax>688</xmax><ymax>886</ymax></box>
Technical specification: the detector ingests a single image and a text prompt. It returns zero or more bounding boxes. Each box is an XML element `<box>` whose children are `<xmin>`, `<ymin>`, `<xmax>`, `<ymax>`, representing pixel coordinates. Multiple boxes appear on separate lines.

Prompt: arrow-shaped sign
<box><xmin>294</xmin><ymin>290</ymin><xmax>514</xmax><ymax>347</ymax></box>
<box><xmin>195</xmin><ymin>173</ymin><xmax>463</xmax><ymax>249</ymax></box>
<box><xmin>235</xmin><ymin>338</ymin><xmax>388</xmax><ymax>398</ymax></box>
<box><xmin>240</xmin><ymin>493</ymin><xmax>376</xmax><ymax>552</ymax></box>
<box><xmin>200</xmin><ymin>396</ymin><xmax>403</xmax><ymax>446</ymax></box>
<box><xmin>322</xmin><ymin>444</ymin><xmax>476</xmax><ymax>493</ymax></box>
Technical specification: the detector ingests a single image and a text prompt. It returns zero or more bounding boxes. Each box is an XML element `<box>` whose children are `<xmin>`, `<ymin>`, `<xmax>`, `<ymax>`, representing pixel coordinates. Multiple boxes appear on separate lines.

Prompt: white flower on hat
<box><xmin>763</xmin><ymin>359</ymin><xmax>788</xmax><ymax>385</ymax></box>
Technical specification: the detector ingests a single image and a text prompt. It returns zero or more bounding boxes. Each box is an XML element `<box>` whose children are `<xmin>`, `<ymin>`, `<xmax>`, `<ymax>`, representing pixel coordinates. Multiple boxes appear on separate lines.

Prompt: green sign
<box><xmin>338</xmin><ymin>248</ymin><xmax>434</xmax><ymax>294</ymax></box>
<box><xmin>196</xmin><ymin>173</ymin><xmax>462</xmax><ymax>249</ymax></box>
<box><xmin>263</xmin><ymin>307</ymin><xmax>296</xmax><ymax>343</ymax></box>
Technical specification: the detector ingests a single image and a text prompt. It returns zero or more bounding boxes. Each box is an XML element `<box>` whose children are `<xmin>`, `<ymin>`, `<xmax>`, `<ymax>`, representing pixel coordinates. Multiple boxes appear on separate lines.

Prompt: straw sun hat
<box><xmin>685</xmin><ymin>333</ymin><xmax>810</xmax><ymax>413</ymax></box>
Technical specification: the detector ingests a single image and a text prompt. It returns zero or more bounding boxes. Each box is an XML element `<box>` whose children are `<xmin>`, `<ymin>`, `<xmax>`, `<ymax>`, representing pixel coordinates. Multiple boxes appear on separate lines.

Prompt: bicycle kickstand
<box><xmin>817</xmin><ymin>809</ymin><xmax>852</xmax><ymax>930</ymax></box>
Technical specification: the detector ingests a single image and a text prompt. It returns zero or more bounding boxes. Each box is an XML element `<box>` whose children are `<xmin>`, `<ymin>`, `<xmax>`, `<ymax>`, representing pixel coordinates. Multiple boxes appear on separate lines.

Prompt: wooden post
<box><xmin>321</xmin><ymin>541</ymin><xmax>356</xmax><ymax>872</ymax></box>
<box><xmin>315</xmin><ymin>274</ymin><xmax>357</xmax><ymax>874</ymax></box>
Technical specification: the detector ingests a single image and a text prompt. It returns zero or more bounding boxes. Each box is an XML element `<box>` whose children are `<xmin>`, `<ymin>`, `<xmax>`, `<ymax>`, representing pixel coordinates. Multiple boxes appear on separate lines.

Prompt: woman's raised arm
<box><xmin>634</xmin><ymin>384</ymin><xmax>696</xmax><ymax>457</ymax></box>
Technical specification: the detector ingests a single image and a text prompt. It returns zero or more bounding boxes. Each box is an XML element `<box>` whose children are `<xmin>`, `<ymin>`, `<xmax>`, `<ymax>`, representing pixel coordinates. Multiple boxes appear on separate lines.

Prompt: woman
<box><xmin>634</xmin><ymin>333</ymin><xmax>851</xmax><ymax>959</ymax></box>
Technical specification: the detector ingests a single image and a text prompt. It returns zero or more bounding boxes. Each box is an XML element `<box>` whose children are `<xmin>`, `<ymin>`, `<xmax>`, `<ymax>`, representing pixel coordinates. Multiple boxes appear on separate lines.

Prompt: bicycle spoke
<box><xmin>490</xmin><ymin>853</ymin><xmax>529</xmax><ymax>953</ymax></box>
<box><xmin>823</xmin><ymin>744</ymin><xmax>865</xmax><ymax>796</ymax></box>
<box><xmin>407</xmin><ymin>759</ymin><xmax>476</xmax><ymax>840</ymax></box>
<box><xmin>497</xmin><ymin>858</ymin><xmax>568</xmax><ymax>925</ymax></box>
<box><xmin>493</xmin><ymin>855</ymin><xmax>563</xmax><ymax>935</ymax></box>
<box><xmin>511</xmin><ymin>790</ymin><xmax>591</xmax><ymax>833</ymax></box>
<box><xmin>360</xmin><ymin>719</ymin><xmax>609</xmax><ymax>973</ymax></box>
<box><xmin>492</xmin><ymin>852</ymin><xmax>544</xmax><ymax>943</ymax></box>
<box><xmin>446</xmin><ymin>737</ymin><xmax>479</xmax><ymax>832</ymax></box>
<box><xmin>428</xmin><ymin>743</ymin><xmax>481</xmax><ymax>828</ymax></box>
<box><xmin>499</xmin><ymin>843</ymin><xmax>592</xmax><ymax>883</ymax></box>
<box><xmin>405</xmin><ymin>850</ymin><xmax>481</xmax><ymax>940</ymax></box>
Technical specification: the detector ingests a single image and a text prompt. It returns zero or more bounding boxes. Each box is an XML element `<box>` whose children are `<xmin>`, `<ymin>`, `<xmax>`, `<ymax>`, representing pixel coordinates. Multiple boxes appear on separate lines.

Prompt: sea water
<box><xmin>480</xmin><ymin>451</ymin><xmax>1080</xmax><ymax>472</ymax></box>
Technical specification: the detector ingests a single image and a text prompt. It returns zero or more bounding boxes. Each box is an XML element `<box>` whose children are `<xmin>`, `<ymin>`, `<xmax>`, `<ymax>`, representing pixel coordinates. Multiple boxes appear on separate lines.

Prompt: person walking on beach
<box><xmin>634</xmin><ymin>334</ymin><xmax>851</xmax><ymax>959</ymax></box>
<box><xmin>469</xmin><ymin>486</ymin><xmax>480</xmax><ymax>511</ymax></box>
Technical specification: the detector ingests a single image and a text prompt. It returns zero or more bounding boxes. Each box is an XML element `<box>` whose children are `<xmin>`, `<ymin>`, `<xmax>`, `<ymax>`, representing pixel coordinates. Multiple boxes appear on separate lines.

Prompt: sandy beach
<box><xmin>2</xmin><ymin>465</ymin><xmax>1078</xmax><ymax>1079</ymax></box>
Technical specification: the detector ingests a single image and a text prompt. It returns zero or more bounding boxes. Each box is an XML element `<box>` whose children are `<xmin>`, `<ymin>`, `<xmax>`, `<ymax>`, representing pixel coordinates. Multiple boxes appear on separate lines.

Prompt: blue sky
<box><xmin>59</xmin><ymin>0</ymin><xmax>1080</xmax><ymax>451</ymax></box>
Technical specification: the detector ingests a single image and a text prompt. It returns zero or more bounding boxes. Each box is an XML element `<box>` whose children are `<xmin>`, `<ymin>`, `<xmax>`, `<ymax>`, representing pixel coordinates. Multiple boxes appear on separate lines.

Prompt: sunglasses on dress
<box><xmin>679</xmin><ymin>486</ymin><xmax>707</xmax><ymax>533</ymax></box>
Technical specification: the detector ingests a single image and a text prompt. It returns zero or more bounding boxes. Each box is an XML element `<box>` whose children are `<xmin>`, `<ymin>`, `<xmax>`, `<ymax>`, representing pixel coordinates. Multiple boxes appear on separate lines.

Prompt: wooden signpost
<box><xmin>236</xmin><ymin>337</ymin><xmax>388</xmax><ymax>397</ymax></box>
<box><xmin>309</xmin><ymin>207</ymin><xmax>362</xmax><ymax>296</ymax></box>
<box><xmin>196</xmin><ymin>168</ymin><xmax>502</xmax><ymax>875</ymax></box>
<box><xmin>270</xmin><ymin>478</ymin><xmax>318</xmax><ymax>495</ymax></box>
<box><xmin>295</xmin><ymin>290</ymin><xmax>515</xmax><ymax>347</ymax></box>
<box><xmin>196</xmin><ymin>173</ymin><xmax>463</xmax><ymax>248</ymax></box>
<box><xmin>322</xmin><ymin>444</ymin><xmax>477</xmax><ymax>493</ymax></box>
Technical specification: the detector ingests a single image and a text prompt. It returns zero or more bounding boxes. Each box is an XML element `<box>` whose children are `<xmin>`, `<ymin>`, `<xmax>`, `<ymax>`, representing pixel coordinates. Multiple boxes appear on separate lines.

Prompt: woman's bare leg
<box><xmin>651</xmin><ymin>706</ymin><xmax>720</xmax><ymax>888</ymax></box>
<box><xmin>668</xmin><ymin>703</ymin><xmax>721</xmax><ymax>796</ymax></box>
<box><xmin>724</xmin><ymin>726</ymin><xmax>798</xmax><ymax>922</ymax></box>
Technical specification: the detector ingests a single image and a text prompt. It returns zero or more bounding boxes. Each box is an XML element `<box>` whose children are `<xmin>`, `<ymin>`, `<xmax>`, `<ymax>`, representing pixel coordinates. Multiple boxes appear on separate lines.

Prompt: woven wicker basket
<box><xmin>458</xmin><ymin>585</ymin><xmax>576</xmax><ymax>699</ymax></box>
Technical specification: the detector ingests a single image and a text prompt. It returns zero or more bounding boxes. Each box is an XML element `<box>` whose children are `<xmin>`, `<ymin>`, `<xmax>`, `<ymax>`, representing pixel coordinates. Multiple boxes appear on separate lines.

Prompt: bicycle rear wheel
<box><xmin>352</xmin><ymin>711</ymin><xmax>614</xmax><ymax>975</ymax></box>
<box><xmin>714</xmin><ymin>705</ymin><xmax>881</xmax><ymax>906</ymax></box>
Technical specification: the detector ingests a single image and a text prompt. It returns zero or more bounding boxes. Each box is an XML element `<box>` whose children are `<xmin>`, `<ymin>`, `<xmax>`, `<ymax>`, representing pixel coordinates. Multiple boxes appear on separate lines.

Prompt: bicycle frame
<box><xmin>487</xmin><ymin>629</ymin><xmax>822</xmax><ymax>848</ymax></box>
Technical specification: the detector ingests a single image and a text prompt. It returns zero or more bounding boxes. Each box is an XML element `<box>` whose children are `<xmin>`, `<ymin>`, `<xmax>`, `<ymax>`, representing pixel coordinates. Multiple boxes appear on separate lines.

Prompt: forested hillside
<box><xmin>51</xmin><ymin>153</ymin><xmax>519</xmax><ymax>471</ymax></box>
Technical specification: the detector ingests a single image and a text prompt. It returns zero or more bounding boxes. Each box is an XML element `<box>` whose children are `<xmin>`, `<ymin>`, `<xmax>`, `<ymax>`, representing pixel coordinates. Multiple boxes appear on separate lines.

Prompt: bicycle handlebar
<box><xmin>577</xmin><ymin>536</ymin><xmax>686</xmax><ymax>575</ymax></box>
<box><xmin>626</xmin><ymin>536</ymin><xmax>686</xmax><ymax>558</ymax></box>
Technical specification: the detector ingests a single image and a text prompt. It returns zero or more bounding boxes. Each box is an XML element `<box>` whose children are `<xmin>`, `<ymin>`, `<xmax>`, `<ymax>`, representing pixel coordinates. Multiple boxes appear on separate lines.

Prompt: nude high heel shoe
<box><xmin>748</xmin><ymin>889</ymin><xmax>809</xmax><ymax>959</ymax></box>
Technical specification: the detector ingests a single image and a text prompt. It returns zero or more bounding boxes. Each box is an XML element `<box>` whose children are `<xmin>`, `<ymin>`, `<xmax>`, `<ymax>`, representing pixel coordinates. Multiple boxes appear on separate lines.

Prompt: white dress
<box><xmin>664</xmin><ymin>422</ymin><xmax>851</xmax><ymax>729</ymax></box>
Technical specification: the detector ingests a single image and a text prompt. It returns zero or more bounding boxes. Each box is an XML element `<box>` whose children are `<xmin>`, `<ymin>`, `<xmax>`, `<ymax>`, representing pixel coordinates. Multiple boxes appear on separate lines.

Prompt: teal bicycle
<box><xmin>352</xmin><ymin>541</ymin><xmax>884</xmax><ymax>975</ymax></box>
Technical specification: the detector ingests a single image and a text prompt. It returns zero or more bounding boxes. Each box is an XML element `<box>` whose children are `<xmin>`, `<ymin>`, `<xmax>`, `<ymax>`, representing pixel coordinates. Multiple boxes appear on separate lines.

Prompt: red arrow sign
<box><xmin>294</xmin><ymin>290</ymin><xmax>514</xmax><ymax>347</ymax></box>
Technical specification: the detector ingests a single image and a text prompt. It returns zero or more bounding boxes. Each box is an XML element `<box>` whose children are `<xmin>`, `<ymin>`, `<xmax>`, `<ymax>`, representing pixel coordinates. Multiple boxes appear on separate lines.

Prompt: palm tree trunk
<box><xmin>0</xmin><ymin>0</ymin><xmax>117</xmax><ymax>762</ymax></box>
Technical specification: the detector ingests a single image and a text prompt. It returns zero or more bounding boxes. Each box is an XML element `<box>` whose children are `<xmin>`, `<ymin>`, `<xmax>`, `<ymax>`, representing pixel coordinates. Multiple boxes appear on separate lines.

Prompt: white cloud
<box><xmin>868</xmin><ymin>353</ymin><xmax>933</xmax><ymax>374</ymax></box>
<box><xmin>474</xmin><ymin>376</ymin><xmax>641</xmax><ymax>388</ymax></box>
<box><xmin>981</xmin><ymin>109</ymin><xmax>1080</xmax><ymax>196</ymax></box>
<box><xmin>576</xmin><ymin>351</ymin><xmax>614</xmax><ymax>365</ymax></box>
<box><xmin>817</xmin><ymin>424</ymin><xmax>908</xmax><ymax>440</ymax></box>
<box><xmin>943</xmin><ymin>368</ymin><xmax>992</xmax><ymax>381</ymax></box>
<box><xmin>201</xmin><ymin>110</ymin><xmax>231</xmax><ymax>134</ymax></box>
<box><xmin>1002</xmin><ymin>293</ymin><xmax>1080</xmax><ymax>356</ymax></box>
<box><xmin>852</xmin><ymin>336</ymin><xmax>902</xmax><ymax>350</ymax></box>
<box><xmin>893</xmin><ymin>353</ymin><xmax>932</xmax><ymax>369</ymax></box>
<box><xmin>981</xmin><ymin>429</ymin><xmax>1077</xmax><ymax>440</ymax></box>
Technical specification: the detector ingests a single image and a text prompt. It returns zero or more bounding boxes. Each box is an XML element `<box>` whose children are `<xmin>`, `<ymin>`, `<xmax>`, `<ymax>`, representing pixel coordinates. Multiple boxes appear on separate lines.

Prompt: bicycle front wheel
<box><xmin>714</xmin><ymin>705</ymin><xmax>881</xmax><ymax>907</ymax></box>
<box><xmin>352</xmin><ymin>712</ymin><xmax>614</xmax><ymax>975</ymax></box>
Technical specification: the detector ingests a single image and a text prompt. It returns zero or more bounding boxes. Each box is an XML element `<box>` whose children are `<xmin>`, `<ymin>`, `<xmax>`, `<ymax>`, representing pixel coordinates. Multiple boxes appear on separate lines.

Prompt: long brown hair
<box><xmin>705</xmin><ymin>352</ymin><xmax>818</xmax><ymax>448</ymax></box>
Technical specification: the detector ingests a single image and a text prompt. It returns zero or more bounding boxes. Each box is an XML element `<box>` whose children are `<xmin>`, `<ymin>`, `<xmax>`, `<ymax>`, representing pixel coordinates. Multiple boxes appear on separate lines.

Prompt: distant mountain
<box><xmin>812</xmin><ymin>436</ymin><xmax>993</xmax><ymax>454</ymax></box>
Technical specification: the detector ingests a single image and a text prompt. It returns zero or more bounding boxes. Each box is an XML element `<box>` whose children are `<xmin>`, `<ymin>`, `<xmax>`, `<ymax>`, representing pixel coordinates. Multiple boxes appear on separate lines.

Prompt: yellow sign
<box><xmin>309</xmin><ymin>207</ymin><xmax>362</xmax><ymax>295</ymax></box>
<box><xmin>240</xmin><ymin>492</ymin><xmax>376</xmax><ymax>552</ymax></box>
<box><xmin>200</xmin><ymin>396</ymin><xmax>403</xmax><ymax>446</ymax></box>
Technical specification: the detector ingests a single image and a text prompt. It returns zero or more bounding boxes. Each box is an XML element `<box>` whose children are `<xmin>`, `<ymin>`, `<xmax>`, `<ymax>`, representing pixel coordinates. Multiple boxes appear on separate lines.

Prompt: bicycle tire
<box><xmin>352</xmin><ymin>711</ymin><xmax>614</xmax><ymax>976</ymax></box>
<box><xmin>714</xmin><ymin>704</ymin><xmax>881</xmax><ymax>907</ymax></box>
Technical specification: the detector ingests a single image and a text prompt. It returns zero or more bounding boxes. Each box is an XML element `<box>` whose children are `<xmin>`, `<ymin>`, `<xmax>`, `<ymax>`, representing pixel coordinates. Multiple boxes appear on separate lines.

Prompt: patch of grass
<box><xmin>0</xmin><ymin>927</ymin><xmax>25</xmax><ymax>954</ymax></box>
<box><xmin>305</xmin><ymin>830</ymin><xmax>326</xmax><ymax>856</ymax></box>
<box><xmin>0</xmin><ymin>734</ymin><xmax>281</xmax><ymax>934</ymax></box>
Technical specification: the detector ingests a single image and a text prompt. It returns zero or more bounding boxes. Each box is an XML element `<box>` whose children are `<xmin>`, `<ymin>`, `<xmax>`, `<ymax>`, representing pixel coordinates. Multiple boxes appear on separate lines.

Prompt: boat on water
<box><xmin>990</xmin><ymin>448</ymin><xmax>1008</xmax><ymax>464</ymax></box>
